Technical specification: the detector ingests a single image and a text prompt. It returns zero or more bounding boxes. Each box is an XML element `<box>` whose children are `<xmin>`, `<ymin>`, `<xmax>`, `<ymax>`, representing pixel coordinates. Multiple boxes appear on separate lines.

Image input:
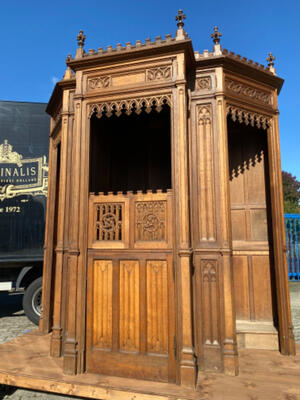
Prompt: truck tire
<box><xmin>22</xmin><ymin>277</ymin><xmax>42</xmax><ymax>325</ymax></box>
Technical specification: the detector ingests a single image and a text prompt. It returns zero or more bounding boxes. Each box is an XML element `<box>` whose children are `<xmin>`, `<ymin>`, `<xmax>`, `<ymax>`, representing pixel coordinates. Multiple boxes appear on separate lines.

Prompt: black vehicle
<box><xmin>0</xmin><ymin>100</ymin><xmax>49</xmax><ymax>324</ymax></box>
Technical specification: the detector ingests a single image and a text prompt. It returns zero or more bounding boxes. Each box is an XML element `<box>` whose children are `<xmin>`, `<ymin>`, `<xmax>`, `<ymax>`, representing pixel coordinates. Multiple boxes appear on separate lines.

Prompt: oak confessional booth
<box><xmin>24</xmin><ymin>11</ymin><xmax>295</xmax><ymax>396</ymax></box>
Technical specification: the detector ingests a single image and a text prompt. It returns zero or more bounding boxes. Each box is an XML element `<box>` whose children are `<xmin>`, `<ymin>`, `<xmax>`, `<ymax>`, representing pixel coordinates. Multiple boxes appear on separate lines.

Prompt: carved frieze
<box><xmin>225</xmin><ymin>78</ymin><xmax>272</xmax><ymax>105</ymax></box>
<box><xmin>227</xmin><ymin>104</ymin><xmax>271</xmax><ymax>129</ymax></box>
<box><xmin>135</xmin><ymin>201</ymin><xmax>166</xmax><ymax>241</ymax></box>
<box><xmin>88</xmin><ymin>76</ymin><xmax>111</xmax><ymax>90</ymax></box>
<box><xmin>89</xmin><ymin>94</ymin><xmax>172</xmax><ymax>118</ymax></box>
<box><xmin>146</xmin><ymin>66</ymin><xmax>172</xmax><ymax>81</ymax></box>
<box><xmin>196</xmin><ymin>76</ymin><xmax>212</xmax><ymax>90</ymax></box>
<box><xmin>95</xmin><ymin>203</ymin><xmax>123</xmax><ymax>241</ymax></box>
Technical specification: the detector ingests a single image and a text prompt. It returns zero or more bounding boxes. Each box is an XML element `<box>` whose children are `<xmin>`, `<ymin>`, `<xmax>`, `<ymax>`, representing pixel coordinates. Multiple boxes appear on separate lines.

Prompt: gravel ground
<box><xmin>289</xmin><ymin>282</ymin><xmax>300</xmax><ymax>342</ymax></box>
<box><xmin>0</xmin><ymin>284</ymin><xmax>300</xmax><ymax>400</ymax></box>
<box><xmin>0</xmin><ymin>293</ymin><xmax>84</xmax><ymax>400</ymax></box>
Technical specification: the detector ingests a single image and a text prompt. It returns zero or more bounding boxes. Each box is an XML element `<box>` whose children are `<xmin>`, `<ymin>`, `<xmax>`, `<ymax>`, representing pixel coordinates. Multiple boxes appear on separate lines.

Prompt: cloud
<box><xmin>51</xmin><ymin>76</ymin><xmax>59</xmax><ymax>85</ymax></box>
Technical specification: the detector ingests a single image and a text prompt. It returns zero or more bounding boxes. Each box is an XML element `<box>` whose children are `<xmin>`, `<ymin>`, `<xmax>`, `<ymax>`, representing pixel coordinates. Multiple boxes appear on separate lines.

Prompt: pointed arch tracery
<box><xmin>226</xmin><ymin>104</ymin><xmax>271</xmax><ymax>130</ymax></box>
<box><xmin>88</xmin><ymin>95</ymin><xmax>172</xmax><ymax>119</ymax></box>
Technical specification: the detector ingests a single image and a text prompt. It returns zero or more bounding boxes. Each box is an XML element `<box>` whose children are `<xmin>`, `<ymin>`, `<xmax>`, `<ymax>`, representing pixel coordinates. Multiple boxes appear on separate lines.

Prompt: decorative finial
<box><xmin>175</xmin><ymin>9</ymin><xmax>186</xmax><ymax>29</ymax></box>
<box><xmin>77</xmin><ymin>30</ymin><xmax>86</xmax><ymax>48</ymax></box>
<box><xmin>76</xmin><ymin>30</ymin><xmax>86</xmax><ymax>59</ymax></box>
<box><xmin>211</xmin><ymin>26</ymin><xmax>222</xmax><ymax>45</ymax></box>
<box><xmin>266</xmin><ymin>52</ymin><xmax>275</xmax><ymax>67</ymax></box>
<box><xmin>175</xmin><ymin>10</ymin><xmax>187</xmax><ymax>41</ymax></box>
<box><xmin>266</xmin><ymin>52</ymin><xmax>276</xmax><ymax>75</ymax></box>
<box><xmin>211</xmin><ymin>26</ymin><xmax>222</xmax><ymax>55</ymax></box>
<box><xmin>66</xmin><ymin>54</ymin><xmax>72</xmax><ymax>63</ymax></box>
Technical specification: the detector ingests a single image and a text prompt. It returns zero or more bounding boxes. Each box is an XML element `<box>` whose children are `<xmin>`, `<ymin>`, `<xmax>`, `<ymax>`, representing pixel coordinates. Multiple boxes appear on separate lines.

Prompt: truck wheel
<box><xmin>22</xmin><ymin>277</ymin><xmax>42</xmax><ymax>325</ymax></box>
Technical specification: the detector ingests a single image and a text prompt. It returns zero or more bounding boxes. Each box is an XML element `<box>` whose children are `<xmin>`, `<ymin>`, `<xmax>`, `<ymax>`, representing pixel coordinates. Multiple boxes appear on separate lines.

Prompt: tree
<box><xmin>282</xmin><ymin>171</ymin><xmax>300</xmax><ymax>214</ymax></box>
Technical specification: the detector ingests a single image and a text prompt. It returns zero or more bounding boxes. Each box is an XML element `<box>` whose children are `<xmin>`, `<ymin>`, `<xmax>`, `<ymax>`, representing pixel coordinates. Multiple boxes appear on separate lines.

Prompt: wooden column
<box><xmin>216</xmin><ymin>90</ymin><xmax>238</xmax><ymax>375</ymax></box>
<box><xmin>75</xmin><ymin>99</ymin><xmax>89</xmax><ymax>373</ymax></box>
<box><xmin>174</xmin><ymin>52</ymin><xmax>197</xmax><ymax>386</ymax></box>
<box><xmin>190</xmin><ymin>69</ymin><xmax>238</xmax><ymax>376</ymax></box>
<box><xmin>39</xmin><ymin>131</ymin><xmax>58</xmax><ymax>334</ymax></box>
<box><xmin>63</xmin><ymin>91</ymin><xmax>82</xmax><ymax>374</ymax></box>
<box><xmin>50</xmin><ymin>89</ymin><xmax>72</xmax><ymax>357</ymax></box>
<box><xmin>191</xmin><ymin>99</ymin><xmax>223</xmax><ymax>372</ymax></box>
<box><xmin>267</xmin><ymin>108</ymin><xmax>295</xmax><ymax>356</ymax></box>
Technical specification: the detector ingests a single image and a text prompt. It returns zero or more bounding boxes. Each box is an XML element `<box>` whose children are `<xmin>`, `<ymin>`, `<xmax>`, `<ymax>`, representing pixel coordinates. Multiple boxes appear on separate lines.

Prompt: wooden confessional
<box><xmin>40</xmin><ymin>14</ymin><xmax>295</xmax><ymax>390</ymax></box>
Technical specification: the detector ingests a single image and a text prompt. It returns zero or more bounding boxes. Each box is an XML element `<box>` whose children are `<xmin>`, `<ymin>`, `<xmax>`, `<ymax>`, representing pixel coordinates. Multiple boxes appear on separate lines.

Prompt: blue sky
<box><xmin>0</xmin><ymin>1</ymin><xmax>299</xmax><ymax>179</ymax></box>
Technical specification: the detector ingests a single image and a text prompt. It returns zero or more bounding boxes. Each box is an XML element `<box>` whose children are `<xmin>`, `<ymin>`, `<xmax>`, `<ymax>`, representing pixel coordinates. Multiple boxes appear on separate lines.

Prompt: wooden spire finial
<box><xmin>266</xmin><ymin>52</ymin><xmax>275</xmax><ymax>67</ymax></box>
<box><xmin>211</xmin><ymin>26</ymin><xmax>222</xmax><ymax>45</ymax></box>
<box><xmin>175</xmin><ymin>9</ymin><xmax>186</xmax><ymax>29</ymax></box>
<box><xmin>77</xmin><ymin>30</ymin><xmax>86</xmax><ymax>48</ymax></box>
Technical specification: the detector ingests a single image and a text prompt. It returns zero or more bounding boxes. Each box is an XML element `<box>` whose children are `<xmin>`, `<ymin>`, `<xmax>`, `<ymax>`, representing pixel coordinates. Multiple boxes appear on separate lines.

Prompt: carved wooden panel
<box><xmin>146</xmin><ymin>66</ymin><xmax>172</xmax><ymax>81</ymax></box>
<box><xmin>146</xmin><ymin>260</ymin><xmax>168</xmax><ymax>354</ymax></box>
<box><xmin>135</xmin><ymin>201</ymin><xmax>166</xmax><ymax>241</ymax></box>
<box><xmin>225</xmin><ymin>78</ymin><xmax>272</xmax><ymax>106</ymax></box>
<box><xmin>196</xmin><ymin>76</ymin><xmax>211</xmax><ymax>90</ymax></box>
<box><xmin>88</xmin><ymin>76</ymin><xmax>111</xmax><ymax>90</ymax></box>
<box><xmin>119</xmin><ymin>260</ymin><xmax>140</xmax><ymax>352</ymax></box>
<box><xmin>197</xmin><ymin>105</ymin><xmax>216</xmax><ymax>241</ymax></box>
<box><xmin>89</xmin><ymin>192</ymin><xmax>172</xmax><ymax>250</ymax></box>
<box><xmin>89</xmin><ymin>194</ymin><xmax>129</xmax><ymax>249</ymax></box>
<box><xmin>201</xmin><ymin>260</ymin><xmax>220</xmax><ymax>346</ymax></box>
<box><xmin>95</xmin><ymin>203</ymin><xmax>123</xmax><ymax>241</ymax></box>
<box><xmin>87</xmin><ymin>255</ymin><xmax>175</xmax><ymax>381</ymax></box>
<box><xmin>93</xmin><ymin>260</ymin><xmax>113</xmax><ymax>349</ymax></box>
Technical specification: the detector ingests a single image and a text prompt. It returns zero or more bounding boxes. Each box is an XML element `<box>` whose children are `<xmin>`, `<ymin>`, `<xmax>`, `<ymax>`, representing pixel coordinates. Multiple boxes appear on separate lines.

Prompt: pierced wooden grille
<box><xmin>95</xmin><ymin>203</ymin><xmax>123</xmax><ymax>241</ymax></box>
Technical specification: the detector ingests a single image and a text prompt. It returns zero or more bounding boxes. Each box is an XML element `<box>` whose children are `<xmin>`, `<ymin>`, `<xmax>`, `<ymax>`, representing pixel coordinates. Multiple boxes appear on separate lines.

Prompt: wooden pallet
<box><xmin>0</xmin><ymin>331</ymin><xmax>299</xmax><ymax>400</ymax></box>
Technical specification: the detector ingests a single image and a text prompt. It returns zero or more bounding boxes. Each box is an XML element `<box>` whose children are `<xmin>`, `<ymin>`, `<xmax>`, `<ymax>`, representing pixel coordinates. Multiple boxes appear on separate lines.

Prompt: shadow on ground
<box><xmin>0</xmin><ymin>292</ymin><xmax>24</xmax><ymax>318</ymax></box>
<box><xmin>0</xmin><ymin>384</ymin><xmax>16</xmax><ymax>400</ymax></box>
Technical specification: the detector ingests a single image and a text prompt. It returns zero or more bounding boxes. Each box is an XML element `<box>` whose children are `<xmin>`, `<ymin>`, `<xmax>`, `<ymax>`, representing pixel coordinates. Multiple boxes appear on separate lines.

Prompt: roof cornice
<box><xmin>66</xmin><ymin>39</ymin><xmax>195</xmax><ymax>71</ymax></box>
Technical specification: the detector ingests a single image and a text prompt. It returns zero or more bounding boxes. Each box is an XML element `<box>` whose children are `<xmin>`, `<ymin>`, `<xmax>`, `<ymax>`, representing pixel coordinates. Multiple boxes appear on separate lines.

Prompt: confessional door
<box><xmin>86</xmin><ymin>191</ymin><xmax>176</xmax><ymax>382</ymax></box>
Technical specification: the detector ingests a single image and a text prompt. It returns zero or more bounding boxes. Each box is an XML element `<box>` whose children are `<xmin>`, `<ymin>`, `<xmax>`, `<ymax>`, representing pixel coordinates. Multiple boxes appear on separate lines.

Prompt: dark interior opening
<box><xmin>89</xmin><ymin>105</ymin><xmax>171</xmax><ymax>193</ymax></box>
<box><xmin>227</xmin><ymin>117</ymin><xmax>278</xmax><ymax>327</ymax></box>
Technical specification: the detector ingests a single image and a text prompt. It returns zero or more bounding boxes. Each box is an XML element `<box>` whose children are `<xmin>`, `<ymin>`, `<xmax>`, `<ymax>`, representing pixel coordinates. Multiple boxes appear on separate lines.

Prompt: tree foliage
<box><xmin>282</xmin><ymin>171</ymin><xmax>300</xmax><ymax>214</ymax></box>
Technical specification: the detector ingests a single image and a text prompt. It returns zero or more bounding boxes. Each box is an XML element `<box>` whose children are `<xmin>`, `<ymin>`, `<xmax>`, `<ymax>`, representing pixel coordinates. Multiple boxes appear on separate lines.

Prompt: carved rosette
<box><xmin>88</xmin><ymin>76</ymin><xmax>111</xmax><ymax>90</ymax></box>
<box><xmin>225</xmin><ymin>78</ymin><xmax>272</xmax><ymax>105</ymax></box>
<box><xmin>135</xmin><ymin>201</ymin><xmax>166</xmax><ymax>241</ymax></box>
<box><xmin>196</xmin><ymin>76</ymin><xmax>212</xmax><ymax>90</ymax></box>
<box><xmin>146</xmin><ymin>66</ymin><xmax>172</xmax><ymax>81</ymax></box>
<box><xmin>227</xmin><ymin>105</ymin><xmax>271</xmax><ymax>129</ymax></box>
<box><xmin>89</xmin><ymin>95</ymin><xmax>172</xmax><ymax>118</ymax></box>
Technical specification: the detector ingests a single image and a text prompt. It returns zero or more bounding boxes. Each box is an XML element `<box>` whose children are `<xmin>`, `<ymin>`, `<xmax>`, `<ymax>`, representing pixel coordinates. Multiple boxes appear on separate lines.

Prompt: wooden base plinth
<box><xmin>50</xmin><ymin>329</ymin><xmax>62</xmax><ymax>357</ymax></box>
<box><xmin>236</xmin><ymin>320</ymin><xmax>279</xmax><ymax>350</ymax></box>
<box><xmin>0</xmin><ymin>331</ymin><xmax>299</xmax><ymax>400</ymax></box>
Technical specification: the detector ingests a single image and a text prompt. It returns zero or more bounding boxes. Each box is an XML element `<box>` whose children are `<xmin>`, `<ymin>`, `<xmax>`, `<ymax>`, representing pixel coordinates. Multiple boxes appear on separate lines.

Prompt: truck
<box><xmin>0</xmin><ymin>100</ymin><xmax>49</xmax><ymax>325</ymax></box>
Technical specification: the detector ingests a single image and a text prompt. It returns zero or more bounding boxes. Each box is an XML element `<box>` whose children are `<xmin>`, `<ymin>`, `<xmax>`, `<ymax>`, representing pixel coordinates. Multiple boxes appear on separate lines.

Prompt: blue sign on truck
<box><xmin>0</xmin><ymin>100</ymin><xmax>49</xmax><ymax>324</ymax></box>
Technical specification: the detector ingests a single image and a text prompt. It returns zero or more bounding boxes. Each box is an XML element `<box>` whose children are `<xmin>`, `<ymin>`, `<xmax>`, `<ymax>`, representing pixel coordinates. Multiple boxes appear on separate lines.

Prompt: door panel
<box><xmin>86</xmin><ymin>192</ymin><xmax>175</xmax><ymax>382</ymax></box>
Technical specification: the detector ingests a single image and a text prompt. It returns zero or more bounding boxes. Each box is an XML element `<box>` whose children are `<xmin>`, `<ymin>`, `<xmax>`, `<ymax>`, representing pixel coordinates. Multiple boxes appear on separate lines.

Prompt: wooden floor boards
<box><xmin>0</xmin><ymin>331</ymin><xmax>299</xmax><ymax>400</ymax></box>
